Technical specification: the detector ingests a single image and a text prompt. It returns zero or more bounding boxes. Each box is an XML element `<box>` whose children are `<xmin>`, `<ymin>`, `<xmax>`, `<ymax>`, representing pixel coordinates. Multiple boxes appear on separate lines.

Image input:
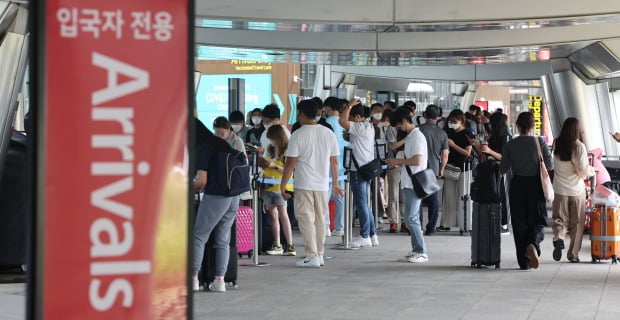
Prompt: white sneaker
<box><xmin>350</xmin><ymin>236</ymin><xmax>372</xmax><ymax>248</ymax></box>
<box><xmin>319</xmin><ymin>255</ymin><xmax>325</xmax><ymax>266</ymax></box>
<box><xmin>332</xmin><ymin>229</ymin><xmax>344</xmax><ymax>236</ymax></box>
<box><xmin>325</xmin><ymin>227</ymin><xmax>332</xmax><ymax>237</ymax></box>
<box><xmin>371</xmin><ymin>235</ymin><xmax>380</xmax><ymax>247</ymax></box>
<box><xmin>411</xmin><ymin>253</ymin><xmax>428</xmax><ymax>263</ymax></box>
<box><xmin>208</xmin><ymin>279</ymin><xmax>226</xmax><ymax>293</ymax></box>
<box><xmin>398</xmin><ymin>252</ymin><xmax>428</xmax><ymax>263</ymax></box>
<box><xmin>192</xmin><ymin>277</ymin><xmax>200</xmax><ymax>292</ymax></box>
<box><xmin>296</xmin><ymin>256</ymin><xmax>321</xmax><ymax>268</ymax></box>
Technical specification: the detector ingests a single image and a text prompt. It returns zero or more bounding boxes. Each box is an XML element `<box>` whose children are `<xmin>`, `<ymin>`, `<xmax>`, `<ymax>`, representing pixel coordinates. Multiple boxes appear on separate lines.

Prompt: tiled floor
<box><xmin>3</xmin><ymin>227</ymin><xmax>619</xmax><ymax>320</ymax></box>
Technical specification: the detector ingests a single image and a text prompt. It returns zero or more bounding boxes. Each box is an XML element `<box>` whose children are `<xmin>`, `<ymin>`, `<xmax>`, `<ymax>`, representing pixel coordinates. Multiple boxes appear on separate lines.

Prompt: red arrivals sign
<box><xmin>39</xmin><ymin>0</ymin><xmax>190</xmax><ymax>318</ymax></box>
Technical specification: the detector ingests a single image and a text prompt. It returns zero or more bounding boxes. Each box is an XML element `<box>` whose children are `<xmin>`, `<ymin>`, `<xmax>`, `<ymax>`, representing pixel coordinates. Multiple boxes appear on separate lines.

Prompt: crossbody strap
<box><xmin>351</xmin><ymin>152</ymin><xmax>361</xmax><ymax>170</ymax></box>
<box><xmin>534</xmin><ymin>136</ymin><xmax>544</xmax><ymax>163</ymax></box>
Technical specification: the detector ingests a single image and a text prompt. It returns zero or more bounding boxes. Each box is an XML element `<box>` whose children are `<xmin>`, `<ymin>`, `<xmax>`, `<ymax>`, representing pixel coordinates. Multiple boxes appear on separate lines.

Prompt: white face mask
<box><xmin>252</xmin><ymin>117</ymin><xmax>262</xmax><ymax>125</ymax></box>
<box><xmin>231</xmin><ymin>124</ymin><xmax>242</xmax><ymax>133</ymax></box>
<box><xmin>263</xmin><ymin>123</ymin><xmax>273</xmax><ymax>130</ymax></box>
<box><xmin>448</xmin><ymin>122</ymin><xmax>461</xmax><ymax>130</ymax></box>
<box><xmin>315</xmin><ymin>116</ymin><xmax>321</xmax><ymax>122</ymax></box>
<box><xmin>372</xmin><ymin>113</ymin><xmax>383</xmax><ymax>121</ymax></box>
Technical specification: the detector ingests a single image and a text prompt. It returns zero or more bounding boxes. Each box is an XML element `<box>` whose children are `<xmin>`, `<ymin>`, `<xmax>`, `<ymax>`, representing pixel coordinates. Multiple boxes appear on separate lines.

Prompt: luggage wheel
<box><xmin>612</xmin><ymin>256</ymin><xmax>618</xmax><ymax>264</ymax></box>
<box><xmin>470</xmin><ymin>262</ymin><xmax>475</xmax><ymax>268</ymax></box>
<box><xmin>248</xmin><ymin>250</ymin><xmax>254</xmax><ymax>259</ymax></box>
<box><xmin>591</xmin><ymin>255</ymin><xmax>598</xmax><ymax>264</ymax></box>
<box><xmin>495</xmin><ymin>264</ymin><xmax>500</xmax><ymax>269</ymax></box>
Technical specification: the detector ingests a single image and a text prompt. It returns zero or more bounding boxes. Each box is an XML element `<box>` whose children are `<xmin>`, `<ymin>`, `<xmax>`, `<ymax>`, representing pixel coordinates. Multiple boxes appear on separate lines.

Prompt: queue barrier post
<box><xmin>241</xmin><ymin>174</ymin><xmax>270</xmax><ymax>267</ymax></box>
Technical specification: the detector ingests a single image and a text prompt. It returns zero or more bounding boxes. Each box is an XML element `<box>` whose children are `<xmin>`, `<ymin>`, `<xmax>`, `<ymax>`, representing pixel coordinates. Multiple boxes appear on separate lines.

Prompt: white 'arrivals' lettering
<box><xmin>89</xmin><ymin>51</ymin><xmax>151</xmax><ymax>312</ymax></box>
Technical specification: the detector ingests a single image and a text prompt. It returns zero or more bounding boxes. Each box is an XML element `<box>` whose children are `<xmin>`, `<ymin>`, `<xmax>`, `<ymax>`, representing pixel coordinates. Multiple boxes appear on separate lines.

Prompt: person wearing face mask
<box><xmin>257</xmin><ymin>104</ymin><xmax>290</xmax><ymax>157</ymax></box>
<box><xmin>371</xmin><ymin>103</ymin><xmax>384</xmax><ymax>127</ymax></box>
<box><xmin>323</xmin><ymin>97</ymin><xmax>349</xmax><ymax>236</ymax></box>
<box><xmin>437</xmin><ymin>110</ymin><xmax>473</xmax><ymax>232</ymax></box>
<box><xmin>340</xmin><ymin>99</ymin><xmax>380</xmax><ymax>248</ymax></box>
<box><xmin>213</xmin><ymin>117</ymin><xmax>246</xmax><ymax>154</ymax></box>
<box><xmin>385</xmin><ymin>107</ymin><xmax>429</xmax><ymax>263</ymax></box>
<box><xmin>291</xmin><ymin>97</ymin><xmax>333</xmax><ymax>134</ymax></box>
<box><xmin>370</xmin><ymin>103</ymin><xmax>388</xmax><ymax>220</ymax></box>
<box><xmin>246</xmin><ymin>108</ymin><xmax>265</xmax><ymax>146</ymax></box>
<box><xmin>388</xmin><ymin>105</ymin><xmax>416</xmax><ymax>233</ymax></box>
<box><xmin>229</xmin><ymin>111</ymin><xmax>249</xmax><ymax>143</ymax></box>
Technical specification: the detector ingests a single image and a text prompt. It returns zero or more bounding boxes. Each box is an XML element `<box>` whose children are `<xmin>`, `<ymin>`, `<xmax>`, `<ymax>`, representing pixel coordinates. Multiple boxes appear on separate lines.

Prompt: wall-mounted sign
<box><xmin>196</xmin><ymin>74</ymin><xmax>272</xmax><ymax>130</ymax></box>
<box><xmin>230</xmin><ymin>60</ymin><xmax>273</xmax><ymax>72</ymax></box>
<box><xmin>529</xmin><ymin>96</ymin><xmax>544</xmax><ymax>136</ymax></box>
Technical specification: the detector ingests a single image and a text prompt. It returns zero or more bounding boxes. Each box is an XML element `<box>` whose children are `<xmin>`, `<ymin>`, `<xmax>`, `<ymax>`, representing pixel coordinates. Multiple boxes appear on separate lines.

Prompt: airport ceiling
<box><xmin>195</xmin><ymin>0</ymin><xmax>620</xmax><ymax>66</ymax></box>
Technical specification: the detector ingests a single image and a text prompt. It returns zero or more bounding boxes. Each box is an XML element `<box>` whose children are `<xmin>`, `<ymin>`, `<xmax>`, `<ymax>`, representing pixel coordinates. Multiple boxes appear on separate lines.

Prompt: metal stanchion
<box><xmin>337</xmin><ymin>171</ymin><xmax>356</xmax><ymax>250</ymax></box>
<box><xmin>372</xmin><ymin>176</ymin><xmax>379</xmax><ymax>227</ymax></box>
<box><xmin>242</xmin><ymin>155</ymin><xmax>270</xmax><ymax>267</ymax></box>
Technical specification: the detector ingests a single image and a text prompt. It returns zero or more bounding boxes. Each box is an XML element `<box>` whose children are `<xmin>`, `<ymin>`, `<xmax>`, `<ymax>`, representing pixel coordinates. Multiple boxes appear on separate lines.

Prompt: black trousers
<box><xmin>509</xmin><ymin>175</ymin><xmax>547</xmax><ymax>269</ymax></box>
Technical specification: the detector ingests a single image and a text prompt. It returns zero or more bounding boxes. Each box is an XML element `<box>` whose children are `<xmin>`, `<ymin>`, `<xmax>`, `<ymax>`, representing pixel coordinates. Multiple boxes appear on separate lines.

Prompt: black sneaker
<box><xmin>552</xmin><ymin>239</ymin><xmax>564</xmax><ymax>262</ymax></box>
<box><xmin>436</xmin><ymin>226</ymin><xmax>450</xmax><ymax>232</ymax></box>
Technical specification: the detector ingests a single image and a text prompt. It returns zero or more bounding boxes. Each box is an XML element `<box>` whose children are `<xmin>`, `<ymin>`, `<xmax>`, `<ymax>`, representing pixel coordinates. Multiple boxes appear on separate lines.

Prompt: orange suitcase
<box><xmin>591</xmin><ymin>205</ymin><xmax>620</xmax><ymax>264</ymax></box>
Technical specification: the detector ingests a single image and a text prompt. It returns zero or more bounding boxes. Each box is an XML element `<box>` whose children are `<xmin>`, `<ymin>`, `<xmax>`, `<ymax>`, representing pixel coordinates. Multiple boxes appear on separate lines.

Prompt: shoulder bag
<box><xmin>352</xmin><ymin>154</ymin><xmax>382</xmax><ymax>181</ymax></box>
<box><xmin>535</xmin><ymin>137</ymin><xmax>554</xmax><ymax>203</ymax></box>
<box><xmin>406</xmin><ymin>166</ymin><xmax>441</xmax><ymax>199</ymax></box>
<box><xmin>443</xmin><ymin>164</ymin><xmax>461</xmax><ymax>181</ymax></box>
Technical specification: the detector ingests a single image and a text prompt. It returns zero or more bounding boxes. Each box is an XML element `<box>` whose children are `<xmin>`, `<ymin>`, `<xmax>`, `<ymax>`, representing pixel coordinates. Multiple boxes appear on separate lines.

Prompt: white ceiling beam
<box><xmin>195</xmin><ymin>23</ymin><xmax>620</xmax><ymax>52</ymax></box>
<box><xmin>330</xmin><ymin>62</ymin><xmax>552</xmax><ymax>81</ymax></box>
<box><xmin>196</xmin><ymin>0</ymin><xmax>620</xmax><ymax>24</ymax></box>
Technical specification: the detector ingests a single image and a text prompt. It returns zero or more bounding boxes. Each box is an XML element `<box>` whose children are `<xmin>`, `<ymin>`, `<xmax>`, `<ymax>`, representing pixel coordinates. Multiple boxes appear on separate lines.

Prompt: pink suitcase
<box><xmin>236</xmin><ymin>206</ymin><xmax>254</xmax><ymax>258</ymax></box>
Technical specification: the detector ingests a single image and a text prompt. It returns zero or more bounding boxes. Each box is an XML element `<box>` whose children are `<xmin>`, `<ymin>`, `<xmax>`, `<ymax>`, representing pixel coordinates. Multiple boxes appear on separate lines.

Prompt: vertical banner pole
<box><xmin>34</xmin><ymin>0</ymin><xmax>192</xmax><ymax>318</ymax></box>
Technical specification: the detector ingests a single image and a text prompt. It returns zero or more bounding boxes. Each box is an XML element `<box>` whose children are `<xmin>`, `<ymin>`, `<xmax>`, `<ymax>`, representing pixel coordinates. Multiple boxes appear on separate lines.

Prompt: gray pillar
<box><xmin>228</xmin><ymin>78</ymin><xmax>245</xmax><ymax>115</ymax></box>
<box><xmin>542</xmin><ymin>70</ymin><xmax>619</xmax><ymax>156</ymax></box>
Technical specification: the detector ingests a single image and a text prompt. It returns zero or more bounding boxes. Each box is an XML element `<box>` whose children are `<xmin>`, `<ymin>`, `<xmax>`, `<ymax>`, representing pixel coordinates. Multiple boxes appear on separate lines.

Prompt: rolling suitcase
<box><xmin>201</xmin><ymin>220</ymin><xmax>239</xmax><ymax>290</ymax></box>
<box><xmin>471</xmin><ymin>202</ymin><xmax>501</xmax><ymax>269</ymax></box>
<box><xmin>236</xmin><ymin>206</ymin><xmax>254</xmax><ymax>258</ymax></box>
<box><xmin>591</xmin><ymin>205</ymin><xmax>620</xmax><ymax>264</ymax></box>
<box><xmin>0</xmin><ymin>131</ymin><xmax>28</xmax><ymax>267</ymax></box>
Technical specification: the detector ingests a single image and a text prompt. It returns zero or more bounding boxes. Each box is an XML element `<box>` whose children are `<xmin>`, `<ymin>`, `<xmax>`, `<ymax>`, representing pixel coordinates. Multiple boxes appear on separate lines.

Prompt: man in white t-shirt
<box><xmin>257</xmin><ymin>104</ymin><xmax>290</xmax><ymax>157</ymax></box>
<box><xmin>385</xmin><ymin>108</ymin><xmax>429</xmax><ymax>263</ymax></box>
<box><xmin>339</xmin><ymin>99</ymin><xmax>379</xmax><ymax>248</ymax></box>
<box><xmin>281</xmin><ymin>99</ymin><xmax>344</xmax><ymax>268</ymax></box>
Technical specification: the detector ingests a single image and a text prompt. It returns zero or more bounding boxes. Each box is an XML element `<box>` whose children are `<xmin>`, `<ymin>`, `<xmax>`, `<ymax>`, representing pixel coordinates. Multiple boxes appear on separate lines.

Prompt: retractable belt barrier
<box><xmin>257</xmin><ymin>175</ymin><xmax>348</xmax><ymax>185</ymax></box>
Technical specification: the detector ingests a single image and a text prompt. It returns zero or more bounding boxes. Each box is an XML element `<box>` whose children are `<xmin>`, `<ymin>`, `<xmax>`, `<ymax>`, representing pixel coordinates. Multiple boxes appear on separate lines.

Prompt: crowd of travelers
<box><xmin>191</xmin><ymin>96</ymin><xmax>611</xmax><ymax>292</ymax></box>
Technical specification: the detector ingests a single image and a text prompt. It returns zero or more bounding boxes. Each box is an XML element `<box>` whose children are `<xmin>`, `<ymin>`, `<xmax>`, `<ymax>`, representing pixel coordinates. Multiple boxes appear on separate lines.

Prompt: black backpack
<box><xmin>470</xmin><ymin>158</ymin><xmax>501</xmax><ymax>204</ymax></box>
<box><xmin>204</xmin><ymin>150</ymin><xmax>251</xmax><ymax>197</ymax></box>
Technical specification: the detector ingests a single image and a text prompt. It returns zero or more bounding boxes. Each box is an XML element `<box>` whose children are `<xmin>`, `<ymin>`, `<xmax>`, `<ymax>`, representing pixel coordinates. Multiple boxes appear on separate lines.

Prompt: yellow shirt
<box><xmin>263</xmin><ymin>154</ymin><xmax>293</xmax><ymax>193</ymax></box>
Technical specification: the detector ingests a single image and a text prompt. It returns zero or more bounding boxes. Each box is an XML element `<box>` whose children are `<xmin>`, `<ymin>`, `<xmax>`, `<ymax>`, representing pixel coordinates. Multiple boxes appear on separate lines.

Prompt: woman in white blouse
<box><xmin>551</xmin><ymin>118</ymin><xmax>595</xmax><ymax>263</ymax></box>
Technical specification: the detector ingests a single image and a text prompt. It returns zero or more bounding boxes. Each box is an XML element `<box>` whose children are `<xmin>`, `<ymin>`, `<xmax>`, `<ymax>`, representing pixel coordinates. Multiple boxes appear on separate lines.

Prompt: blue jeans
<box><xmin>403</xmin><ymin>188</ymin><xmax>427</xmax><ymax>254</ymax></box>
<box><xmin>419</xmin><ymin>191</ymin><xmax>440</xmax><ymax>233</ymax></box>
<box><xmin>350</xmin><ymin>171</ymin><xmax>376</xmax><ymax>238</ymax></box>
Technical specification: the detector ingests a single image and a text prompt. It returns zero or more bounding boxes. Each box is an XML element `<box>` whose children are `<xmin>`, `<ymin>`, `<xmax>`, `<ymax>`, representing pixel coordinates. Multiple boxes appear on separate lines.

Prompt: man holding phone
<box><xmin>280</xmin><ymin>99</ymin><xmax>344</xmax><ymax>268</ymax></box>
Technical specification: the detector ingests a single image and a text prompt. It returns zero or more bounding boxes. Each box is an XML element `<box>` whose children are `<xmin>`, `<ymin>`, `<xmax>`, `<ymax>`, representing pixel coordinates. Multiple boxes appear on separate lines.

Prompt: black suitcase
<box><xmin>471</xmin><ymin>202</ymin><xmax>501</xmax><ymax>269</ymax></box>
<box><xmin>0</xmin><ymin>131</ymin><xmax>28</xmax><ymax>267</ymax></box>
<box><xmin>200</xmin><ymin>220</ymin><xmax>239</xmax><ymax>290</ymax></box>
